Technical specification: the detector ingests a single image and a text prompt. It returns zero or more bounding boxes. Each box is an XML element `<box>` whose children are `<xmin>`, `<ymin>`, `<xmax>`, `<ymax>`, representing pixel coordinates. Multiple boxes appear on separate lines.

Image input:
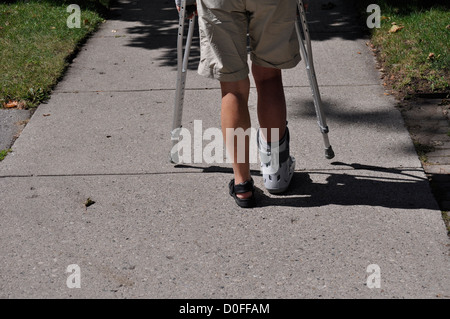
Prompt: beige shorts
<box><xmin>197</xmin><ymin>0</ymin><xmax>301</xmax><ymax>82</ymax></box>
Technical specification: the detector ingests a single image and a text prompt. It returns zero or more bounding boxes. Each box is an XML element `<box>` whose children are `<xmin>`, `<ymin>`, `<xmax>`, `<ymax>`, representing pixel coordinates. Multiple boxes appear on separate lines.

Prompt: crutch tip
<box><xmin>325</xmin><ymin>146</ymin><xmax>335</xmax><ymax>159</ymax></box>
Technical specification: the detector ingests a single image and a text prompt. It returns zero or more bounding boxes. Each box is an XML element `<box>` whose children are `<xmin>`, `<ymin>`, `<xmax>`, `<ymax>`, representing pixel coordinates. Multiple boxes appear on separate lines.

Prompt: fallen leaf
<box><xmin>389</xmin><ymin>25</ymin><xmax>404</xmax><ymax>33</ymax></box>
<box><xmin>357</xmin><ymin>51</ymin><xmax>361</xmax><ymax>54</ymax></box>
<box><xmin>427</xmin><ymin>52</ymin><xmax>435</xmax><ymax>60</ymax></box>
<box><xmin>446</xmin><ymin>25</ymin><xmax>450</xmax><ymax>30</ymax></box>
<box><xmin>84</xmin><ymin>197</ymin><xmax>95</xmax><ymax>208</ymax></box>
<box><xmin>50</xmin><ymin>26</ymin><xmax>56</xmax><ymax>29</ymax></box>
<box><xmin>4</xmin><ymin>100</ymin><xmax>18</xmax><ymax>108</ymax></box>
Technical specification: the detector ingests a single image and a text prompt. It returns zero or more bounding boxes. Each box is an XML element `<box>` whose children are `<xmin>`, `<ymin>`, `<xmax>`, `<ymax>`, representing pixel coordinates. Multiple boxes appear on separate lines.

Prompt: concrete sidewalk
<box><xmin>0</xmin><ymin>0</ymin><xmax>448</xmax><ymax>298</ymax></box>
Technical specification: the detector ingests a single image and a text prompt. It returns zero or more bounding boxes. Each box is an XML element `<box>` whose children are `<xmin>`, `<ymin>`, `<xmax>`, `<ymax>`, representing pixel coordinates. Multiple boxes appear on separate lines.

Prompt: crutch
<box><xmin>170</xmin><ymin>0</ymin><xmax>196</xmax><ymax>164</ymax></box>
<box><xmin>296</xmin><ymin>0</ymin><xmax>335</xmax><ymax>159</ymax></box>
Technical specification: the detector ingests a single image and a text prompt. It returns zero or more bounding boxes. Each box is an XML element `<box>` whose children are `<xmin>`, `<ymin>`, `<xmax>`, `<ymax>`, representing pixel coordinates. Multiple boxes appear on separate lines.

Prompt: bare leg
<box><xmin>252</xmin><ymin>64</ymin><xmax>287</xmax><ymax>142</ymax></box>
<box><xmin>220</xmin><ymin>77</ymin><xmax>252</xmax><ymax>199</ymax></box>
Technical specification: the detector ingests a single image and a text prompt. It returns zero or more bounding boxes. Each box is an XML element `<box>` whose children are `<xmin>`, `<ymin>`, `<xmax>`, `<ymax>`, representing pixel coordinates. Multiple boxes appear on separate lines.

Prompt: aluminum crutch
<box><xmin>296</xmin><ymin>0</ymin><xmax>335</xmax><ymax>159</ymax></box>
<box><xmin>170</xmin><ymin>1</ymin><xmax>196</xmax><ymax>164</ymax></box>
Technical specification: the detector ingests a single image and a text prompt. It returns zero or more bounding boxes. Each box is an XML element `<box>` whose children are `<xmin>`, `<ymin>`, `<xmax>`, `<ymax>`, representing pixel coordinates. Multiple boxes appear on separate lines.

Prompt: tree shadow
<box><xmin>106</xmin><ymin>0</ymin><xmax>372</xmax><ymax>70</ymax></box>
<box><xmin>175</xmin><ymin>162</ymin><xmax>439</xmax><ymax>210</ymax></box>
<box><xmin>289</xmin><ymin>97</ymin><xmax>408</xmax><ymax>133</ymax></box>
<box><xmin>107</xmin><ymin>0</ymin><xmax>200</xmax><ymax>69</ymax></box>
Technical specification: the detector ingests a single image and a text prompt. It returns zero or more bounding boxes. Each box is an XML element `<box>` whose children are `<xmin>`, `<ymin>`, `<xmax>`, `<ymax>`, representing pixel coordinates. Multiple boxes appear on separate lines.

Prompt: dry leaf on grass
<box><xmin>4</xmin><ymin>100</ymin><xmax>18</xmax><ymax>108</ymax></box>
<box><xmin>389</xmin><ymin>25</ymin><xmax>404</xmax><ymax>33</ymax></box>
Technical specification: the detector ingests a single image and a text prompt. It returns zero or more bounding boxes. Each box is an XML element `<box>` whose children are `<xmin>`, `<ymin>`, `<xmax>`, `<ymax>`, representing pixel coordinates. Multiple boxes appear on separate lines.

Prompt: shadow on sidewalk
<box><xmin>108</xmin><ymin>0</ymin><xmax>368</xmax><ymax>69</ymax></box>
<box><xmin>290</xmin><ymin>98</ymin><xmax>405</xmax><ymax>132</ymax></box>
<box><xmin>175</xmin><ymin>162</ymin><xmax>439</xmax><ymax>210</ymax></box>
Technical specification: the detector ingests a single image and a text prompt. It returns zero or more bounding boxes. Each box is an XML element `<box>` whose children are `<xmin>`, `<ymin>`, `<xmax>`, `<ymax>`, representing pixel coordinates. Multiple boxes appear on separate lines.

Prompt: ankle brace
<box><xmin>258</xmin><ymin>127</ymin><xmax>290</xmax><ymax>174</ymax></box>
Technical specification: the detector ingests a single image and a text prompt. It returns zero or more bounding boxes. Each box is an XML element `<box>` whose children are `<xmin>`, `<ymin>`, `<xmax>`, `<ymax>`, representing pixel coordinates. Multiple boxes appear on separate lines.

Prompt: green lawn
<box><xmin>360</xmin><ymin>0</ymin><xmax>449</xmax><ymax>96</ymax></box>
<box><xmin>0</xmin><ymin>0</ymin><xmax>110</xmax><ymax>108</ymax></box>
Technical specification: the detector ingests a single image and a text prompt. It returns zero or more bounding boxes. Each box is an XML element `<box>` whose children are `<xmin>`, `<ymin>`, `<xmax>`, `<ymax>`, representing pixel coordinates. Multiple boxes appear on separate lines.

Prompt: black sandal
<box><xmin>229</xmin><ymin>178</ymin><xmax>256</xmax><ymax>208</ymax></box>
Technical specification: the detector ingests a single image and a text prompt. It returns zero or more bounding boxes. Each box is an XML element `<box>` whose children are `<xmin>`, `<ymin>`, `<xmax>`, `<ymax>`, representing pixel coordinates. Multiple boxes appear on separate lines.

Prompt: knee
<box><xmin>220</xmin><ymin>78</ymin><xmax>250</xmax><ymax>101</ymax></box>
<box><xmin>252</xmin><ymin>64</ymin><xmax>282</xmax><ymax>83</ymax></box>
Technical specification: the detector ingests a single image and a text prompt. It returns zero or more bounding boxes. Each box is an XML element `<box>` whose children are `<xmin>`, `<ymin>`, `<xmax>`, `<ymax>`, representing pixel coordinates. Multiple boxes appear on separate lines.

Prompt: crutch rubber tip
<box><xmin>325</xmin><ymin>146</ymin><xmax>335</xmax><ymax>159</ymax></box>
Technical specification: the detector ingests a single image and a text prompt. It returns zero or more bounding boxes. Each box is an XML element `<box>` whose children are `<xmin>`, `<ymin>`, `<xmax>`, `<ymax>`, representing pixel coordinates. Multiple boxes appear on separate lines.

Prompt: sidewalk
<box><xmin>0</xmin><ymin>0</ymin><xmax>448</xmax><ymax>298</ymax></box>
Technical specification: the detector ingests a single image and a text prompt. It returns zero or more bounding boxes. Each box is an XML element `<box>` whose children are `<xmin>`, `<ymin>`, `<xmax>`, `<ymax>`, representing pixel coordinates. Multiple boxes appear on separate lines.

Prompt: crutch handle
<box><xmin>185</xmin><ymin>4</ymin><xmax>196</xmax><ymax>17</ymax></box>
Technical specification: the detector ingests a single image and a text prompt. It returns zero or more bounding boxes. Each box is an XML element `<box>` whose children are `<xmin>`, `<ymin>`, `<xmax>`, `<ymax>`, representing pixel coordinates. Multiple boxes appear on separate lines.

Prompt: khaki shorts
<box><xmin>197</xmin><ymin>0</ymin><xmax>301</xmax><ymax>82</ymax></box>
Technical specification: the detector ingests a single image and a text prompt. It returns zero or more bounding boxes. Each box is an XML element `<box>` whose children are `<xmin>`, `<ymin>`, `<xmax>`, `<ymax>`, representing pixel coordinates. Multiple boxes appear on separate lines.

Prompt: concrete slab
<box><xmin>54</xmin><ymin>32</ymin><xmax>379</xmax><ymax>93</ymax></box>
<box><xmin>0</xmin><ymin>85</ymin><xmax>419</xmax><ymax>177</ymax></box>
<box><xmin>0</xmin><ymin>170</ymin><xmax>448</xmax><ymax>298</ymax></box>
<box><xmin>54</xmin><ymin>0</ymin><xmax>379</xmax><ymax>93</ymax></box>
<box><xmin>0</xmin><ymin>109</ymin><xmax>32</xmax><ymax>150</ymax></box>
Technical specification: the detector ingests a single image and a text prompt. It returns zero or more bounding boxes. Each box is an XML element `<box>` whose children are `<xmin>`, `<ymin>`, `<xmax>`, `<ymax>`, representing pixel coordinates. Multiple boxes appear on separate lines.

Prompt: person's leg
<box><xmin>252</xmin><ymin>64</ymin><xmax>286</xmax><ymax>142</ymax></box>
<box><xmin>220</xmin><ymin>77</ymin><xmax>252</xmax><ymax>199</ymax></box>
<box><xmin>253</xmin><ymin>63</ymin><xmax>295</xmax><ymax>194</ymax></box>
<box><xmin>247</xmin><ymin>0</ymin><xmax>300</xmax><ymax>141</ymax></box>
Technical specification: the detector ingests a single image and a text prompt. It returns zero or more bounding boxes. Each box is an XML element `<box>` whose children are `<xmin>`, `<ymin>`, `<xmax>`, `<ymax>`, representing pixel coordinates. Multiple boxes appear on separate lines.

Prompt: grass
<box><xmin>0</xmin><ymin>0</ymin><xmax>110</xmax><ymax>108</ymax></box>
<box><xmin>359</xmin><ymin>0</ymin><xmax>450</xmax><ymax>96</ymax></box>
<box><xmin>413</xmin><ymin>141</ymin><xmax>435</xmax><ymax>163</ymax></box>
<box><xmin>0</xmin><ymin>148</ymin><xmax>12</xmax><ymax>161</ymax></box>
